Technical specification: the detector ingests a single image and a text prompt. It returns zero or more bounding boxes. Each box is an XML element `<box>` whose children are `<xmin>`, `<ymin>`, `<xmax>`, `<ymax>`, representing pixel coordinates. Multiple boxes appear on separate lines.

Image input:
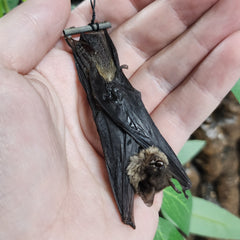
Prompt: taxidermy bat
<box><xmin>63</xmin><ymin>0</ymin><xmax>191</xmax><ymax>229</ymax></box>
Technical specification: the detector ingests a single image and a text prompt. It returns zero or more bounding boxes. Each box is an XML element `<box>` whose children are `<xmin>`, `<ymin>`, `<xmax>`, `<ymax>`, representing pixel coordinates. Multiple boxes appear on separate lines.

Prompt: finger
<box><xmin>66</xmin><ymin>0</ymin><xmax>155</xmax><ymax>29</ymax></box>
<box><xmin>111</xmin><ymin>0</ymin><xmax>217</xmax><ymax>75</ymax></box>
<box><xmin>65</xmin><ymin>0</ymin><xmax>217</xmax><ymax>73</ymax></box>
<box><xmin>151</xmin><ymin>31</ymin><xmax>240</xmax><ymax>153</ymax></box>
<box><xmin>131</xmin><ymin>0</ymin><xmax>240</xmax><ymax>112</ymax></box>
<box><xmin>0</xmin><ymin>0</ymin><xmax>70</xmax><ymax>74</ymax></box>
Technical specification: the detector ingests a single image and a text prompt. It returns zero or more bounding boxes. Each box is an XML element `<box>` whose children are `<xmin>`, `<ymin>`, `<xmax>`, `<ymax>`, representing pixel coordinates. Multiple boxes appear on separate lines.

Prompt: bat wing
<box><xmin>95</xmin><ymin>111</ymin><xmax>137</xmax><ymax>228</ymax></box>
<box><xmin>65</xmin><ymin>28</ymin><xmax>191</xmax><ymax>229</ymax></box>
<box><xmin>88</xmin><ymin>31</ymin><xmax>191</xmax><ymax>193</ymax></box>
<box><xmin>66</xmin><ymin>37</ymin><xmax>136</xmax><ymax>228</ymax></box>
<box><xmin>91</xmin><ymin>71</ymin><xmax>191</xmax><ymax>193</ymax></box>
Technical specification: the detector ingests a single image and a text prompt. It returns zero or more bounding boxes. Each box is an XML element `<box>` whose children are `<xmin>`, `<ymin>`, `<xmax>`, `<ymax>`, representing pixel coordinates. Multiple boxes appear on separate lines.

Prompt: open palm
<box><xmin>0</xmin><ymin>0</ymin><xmax>239</xmax><ymax>239</ymax></box>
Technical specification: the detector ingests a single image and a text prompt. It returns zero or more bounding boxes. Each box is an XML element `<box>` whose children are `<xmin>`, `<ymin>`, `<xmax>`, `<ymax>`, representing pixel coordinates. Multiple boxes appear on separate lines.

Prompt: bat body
<box><xmin>64</xmin><ymin>27</ymin><xmax>191</xmax><ymax>228</ymax></box>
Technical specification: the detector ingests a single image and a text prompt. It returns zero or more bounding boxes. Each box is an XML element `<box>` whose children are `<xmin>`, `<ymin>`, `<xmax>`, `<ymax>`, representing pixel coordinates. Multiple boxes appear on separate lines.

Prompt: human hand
<box><xmin>0</xmin><ymin>0</ymin><xmax>239</xmax><ymax>239</ymax></box>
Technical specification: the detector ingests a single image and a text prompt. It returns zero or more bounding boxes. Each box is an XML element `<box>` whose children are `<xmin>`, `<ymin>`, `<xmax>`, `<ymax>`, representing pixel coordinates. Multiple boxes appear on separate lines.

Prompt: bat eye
<box><xmin>150</xmin><ymin>160</ymin><xmax>164</xmax><ymax>169</ymax></box>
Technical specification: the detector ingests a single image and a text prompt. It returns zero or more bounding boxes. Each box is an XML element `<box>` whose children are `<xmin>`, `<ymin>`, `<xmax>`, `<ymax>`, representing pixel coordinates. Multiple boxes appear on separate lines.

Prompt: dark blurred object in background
<box><xmin>188</xmin><ymin>92</ymin><xmax>240</xmax><ymax>240</ymax></box>
<box><xmin>71</xmin><ymin>0</ymin><xmax>83</xmax><ymax>9</ymax></box>
<box><xmin>71</xmin><ymin>0</ymin><xmax>83</xmax><ymax>3</ymax></box>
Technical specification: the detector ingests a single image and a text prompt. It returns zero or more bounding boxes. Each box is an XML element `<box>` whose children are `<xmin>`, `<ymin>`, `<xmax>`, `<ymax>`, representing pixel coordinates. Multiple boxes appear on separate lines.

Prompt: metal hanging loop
<box><xmin>63</xmin><ymin>0</ymin><xmax>111</xmax><ymax>36</ymax></box>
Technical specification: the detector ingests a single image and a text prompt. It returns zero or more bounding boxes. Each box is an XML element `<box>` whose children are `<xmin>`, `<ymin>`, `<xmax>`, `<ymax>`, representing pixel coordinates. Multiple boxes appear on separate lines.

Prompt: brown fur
<box><xmin>127</xmin><ymin>146</ymin><xmax>168</xmax><ymax>193</ymax></box>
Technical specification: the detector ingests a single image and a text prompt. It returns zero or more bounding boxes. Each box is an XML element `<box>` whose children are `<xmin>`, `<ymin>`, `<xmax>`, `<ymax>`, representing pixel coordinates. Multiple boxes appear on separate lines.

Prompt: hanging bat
<box><xmin>63</xmin><ymin>22</ymin><xmax>191</xmax><ymax>229</ymax></box>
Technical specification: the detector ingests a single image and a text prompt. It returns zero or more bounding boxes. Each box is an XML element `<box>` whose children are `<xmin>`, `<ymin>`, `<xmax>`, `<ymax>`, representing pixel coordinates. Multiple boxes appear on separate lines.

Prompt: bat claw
<box><xmin>120</xmin><ymin>64</ymin><xmax>128</xmax><ymax>70</ymax></box>
<box><xmin>169</xmin><ymin>179</ymin><xmax>181</xmax><ymax>194</ymax></box>
<box><xmin>183</xmin><ymin>189</ymin><xmax>189</xmax><ymax>199</ymax></box>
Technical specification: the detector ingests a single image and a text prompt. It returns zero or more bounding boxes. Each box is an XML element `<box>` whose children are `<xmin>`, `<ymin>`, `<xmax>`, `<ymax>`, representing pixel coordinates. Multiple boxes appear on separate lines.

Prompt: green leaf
<box><xmin>232</xmin><ymin>79</ymin><xmax>240</xmax><ymax>103</ymax></box>
<box><xmin>71</xmin><ymin>3</ymin><xmax>79</xmax><ymax>10</ymax></box>
<box><xmin>154</xmin><ymin>218</ymin><xmax>184</xmax><ymax>240</ymax></box>
<box><xmin>161</xmin><ymin>180</ymin><xmax>192</xmax><ymax>235</ymax></box>
<box><xmin>178</xmin><ymin>140</ymin><xmax>206</xmax><ymax>165</ymax></box>
<box><xmin>0</xmin><ymin>0</ymin><xmax>19</xmax><ymax>15</ymax></box>
<box><xmin>0</xmin><ymin>0</ymin><xmax>5</xmax><ymax>17</ymax></box>
<box><xmin>190</xmin><ymin>197</ymin><xmax>240</xmax><ymax>239</ymax></box>
<box><xmin>2</xmin><ymin>0</ymin><xmax>9</xmax><ymax>14</ymax></box>
<box><xmin>7</xmin><ymin>0</ymin><xmax>18</xmax><ymax>11</ymax></box>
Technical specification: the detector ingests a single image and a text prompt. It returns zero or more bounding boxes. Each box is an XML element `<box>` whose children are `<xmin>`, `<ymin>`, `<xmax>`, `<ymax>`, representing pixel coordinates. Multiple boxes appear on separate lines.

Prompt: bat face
<box><xmin>64</xmin><ymin>27</ymin><xmax>191</xmax><ymax>228</ymax></box>
<box><xmin>127</xmin><ymin>146</ymin><xmax>174</xmax><ymax>206</ymax></box>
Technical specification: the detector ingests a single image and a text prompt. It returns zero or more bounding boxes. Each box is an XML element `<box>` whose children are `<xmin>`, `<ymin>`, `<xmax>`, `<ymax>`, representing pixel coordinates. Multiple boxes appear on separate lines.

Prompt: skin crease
<box><xmin>0</xmin><ymin>0</ymin><xmax>240</xmax><ymax>239</ymax></box>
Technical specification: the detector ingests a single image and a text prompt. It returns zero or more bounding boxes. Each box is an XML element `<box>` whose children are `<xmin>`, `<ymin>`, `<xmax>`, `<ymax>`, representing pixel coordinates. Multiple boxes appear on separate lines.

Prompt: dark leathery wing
<box><xmin>64</xmin><ymin>29</ymin><xmax>191</xmax><ymax>228</ymax></box>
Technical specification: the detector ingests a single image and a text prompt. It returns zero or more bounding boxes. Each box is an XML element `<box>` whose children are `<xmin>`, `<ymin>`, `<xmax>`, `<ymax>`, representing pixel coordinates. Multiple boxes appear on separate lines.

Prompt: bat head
<box><xmin>127</xmin><ymin>146</ymin><xmax>173</xmax><ymax>206</ymax></box>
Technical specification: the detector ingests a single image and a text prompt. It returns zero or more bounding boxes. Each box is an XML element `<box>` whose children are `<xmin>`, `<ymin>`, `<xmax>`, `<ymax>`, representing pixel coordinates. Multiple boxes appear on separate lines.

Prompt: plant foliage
<box><xmin>0</xmin><ymin>0</ymin><xmax>19</xmax><ymax>17</ymax></box>
<box><xmin>190</xmin><ymin>197</ymin><xmax>240</xmax><ymax>239</ymax></box>
<box><xmin>154</xmin><ymin>218</ymin><xmax>184</xmax><ymax>240</ymax></box>
<box><xmin>232</xmin><ymin>79</ymin><xmax>240</xmax><ymax>103</ymax></box>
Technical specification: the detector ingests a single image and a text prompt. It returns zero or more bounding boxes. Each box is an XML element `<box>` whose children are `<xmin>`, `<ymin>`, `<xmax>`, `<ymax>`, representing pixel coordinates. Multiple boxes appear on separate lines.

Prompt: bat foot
<box><xmin>169</xmin><ymin>179</ymin><xmax>181</xmax><ymax>194</ymax></box>
<box><xmin>183</xmin><ymin>189</ymin><xmax>190</xmax><ymax>199</ymax></box>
